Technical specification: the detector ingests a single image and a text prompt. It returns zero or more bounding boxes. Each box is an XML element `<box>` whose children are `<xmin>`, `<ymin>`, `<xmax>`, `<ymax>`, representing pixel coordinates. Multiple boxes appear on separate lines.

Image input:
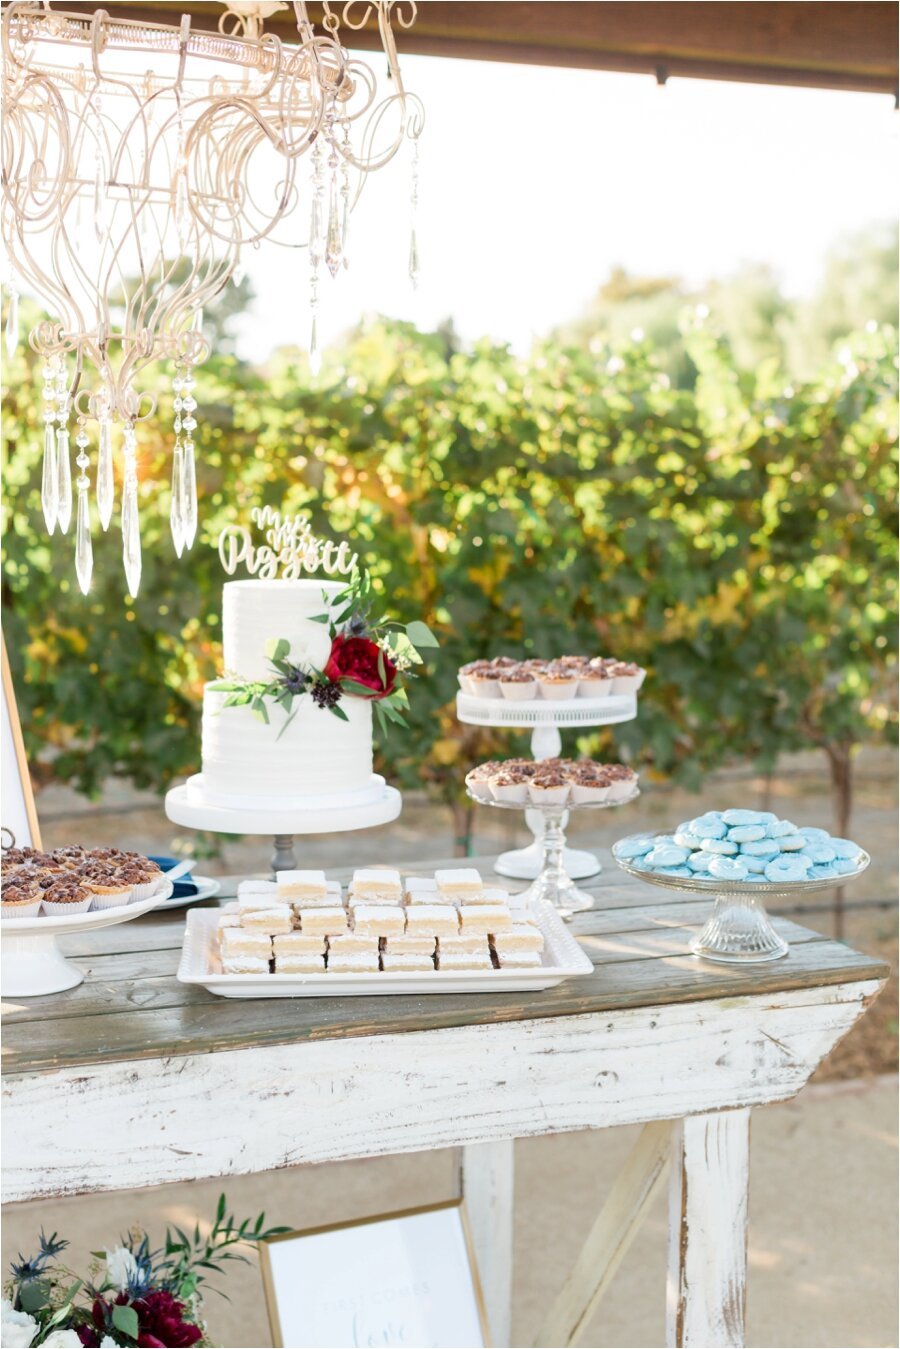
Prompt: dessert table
<box><xmin>1</xmin><ymin>854</ymin><xmax>887</xmax><ymax>1349</ymax></box>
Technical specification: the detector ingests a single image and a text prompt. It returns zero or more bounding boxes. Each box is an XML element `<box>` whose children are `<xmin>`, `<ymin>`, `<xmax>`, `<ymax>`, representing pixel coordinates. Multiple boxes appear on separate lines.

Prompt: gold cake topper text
<box><xmin>217</xmin><ymin>507</ymin><xmax>359</xmax><ymax>579</ymax></box>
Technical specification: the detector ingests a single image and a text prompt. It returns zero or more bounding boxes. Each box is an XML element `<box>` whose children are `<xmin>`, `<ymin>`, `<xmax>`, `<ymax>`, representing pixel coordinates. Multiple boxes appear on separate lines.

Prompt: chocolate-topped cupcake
<box><xmin>40</xmin><ymin>877</ymin><xmax>93</xmax><ymax>915</ymax></box>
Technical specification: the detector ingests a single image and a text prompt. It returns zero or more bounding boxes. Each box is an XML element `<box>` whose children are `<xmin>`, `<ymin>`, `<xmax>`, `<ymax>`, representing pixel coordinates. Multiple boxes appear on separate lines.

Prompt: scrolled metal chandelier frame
<box><xmin>2</xmin><ymin>0</ymin><xmax>424</xmax><ymax>594</ymax></box>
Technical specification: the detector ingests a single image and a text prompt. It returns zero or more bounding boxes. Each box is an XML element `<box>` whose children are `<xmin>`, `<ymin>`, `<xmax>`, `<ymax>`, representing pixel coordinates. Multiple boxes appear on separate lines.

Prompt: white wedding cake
<box><xmin>188</xmin><ymin>579</ymin><xmax>384</xmax><ymax>810</ymax></box>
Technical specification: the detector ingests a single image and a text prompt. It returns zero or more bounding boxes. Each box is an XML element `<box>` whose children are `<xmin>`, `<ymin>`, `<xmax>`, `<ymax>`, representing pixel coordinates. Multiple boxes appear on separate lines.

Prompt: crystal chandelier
<box><xmin>1</xmin><ymin>0</ymin><xmax>423</xmax><ymax>595</ymax></box>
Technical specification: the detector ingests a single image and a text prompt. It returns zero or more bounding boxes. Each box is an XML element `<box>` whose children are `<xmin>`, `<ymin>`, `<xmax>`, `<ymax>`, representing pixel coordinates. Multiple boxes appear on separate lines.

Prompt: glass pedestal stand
<box><xmin>613</xmin><ymin>834</ymin><xmax>871</xmax><ymax>964</ymax></box>
<box><xmin>165</xmin><ymin>779</ymin><xmax>402</xmax><ymax>875</ymax></box>
<box><xmin>456</xmin><ymin>691</ymin><xmax>638</xmax><ymax>882</ymax></box>
<box><xmin>468</xmin><ymin>788</ymin><xmax>639</xmax><ymax>918</ymax></box>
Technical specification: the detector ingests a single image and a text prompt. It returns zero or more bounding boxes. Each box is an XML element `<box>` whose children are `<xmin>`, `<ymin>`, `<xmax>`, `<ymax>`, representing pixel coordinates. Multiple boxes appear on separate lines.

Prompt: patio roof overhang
<box><xmin>56</xmin><ymin>2</ymin><xmax>898</xmax><ymax>96</ymax></box>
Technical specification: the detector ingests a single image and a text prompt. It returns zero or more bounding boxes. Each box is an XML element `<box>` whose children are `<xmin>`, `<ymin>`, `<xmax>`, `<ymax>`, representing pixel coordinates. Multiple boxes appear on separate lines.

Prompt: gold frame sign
<box><xmin>259</xmin><ymin>1199</ymin><xmax>490</xmax><ymax>1348</ymax></box>
<box><xmin>1</xmin><ymin>633</ymin><xmax>41</xmax><ymax>850</ymax></box>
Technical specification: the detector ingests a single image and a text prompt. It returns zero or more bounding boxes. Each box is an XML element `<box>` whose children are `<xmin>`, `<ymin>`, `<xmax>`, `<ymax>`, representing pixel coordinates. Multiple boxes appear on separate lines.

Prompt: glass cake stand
<box><xmin>456</xmin><ymin>690</ymin><xmax>638</xmax><ymax>882</ymax></box>
<box><xmin>467</xmin><ymin>787</ymin><xmax>639</xmax><ymax>917</ymax></box>
<box><xmin>612</xmin><ymin>834</ymin><xmax>871</xmax><ymax>963</ymax></box>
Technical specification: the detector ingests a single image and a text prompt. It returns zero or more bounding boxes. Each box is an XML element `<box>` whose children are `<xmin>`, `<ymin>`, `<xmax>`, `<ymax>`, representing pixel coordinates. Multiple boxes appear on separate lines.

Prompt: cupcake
<box><xmin>570</xmin><ymin>768</ymin><xmax>610</xmax><ymax>804</ymax></box>
<box><xmin>609</xmin><ymin>661</ymin><xmax>646</xmax><ymax>696</ymax></box>
<box><xmin>1</xmin><ymin>880</ymin><xmax>43</xmax><ymax>919</ymax></box>
<box><xmin>457</xmin><ymin>660</ymin><xmax>487</xmax><ymax>695</ymax></box>
<box><xmin>40</xmin><ymin>877</ymin><xmax>93</xmax><ymax>915</ymax></box>
<box><xmin>121</xmin><ymin>861</ymin><xmax>163</xmax><ymax>901</ymax></box>
<box><xmin>499</xmin><ymin>670</ymin><xmax>538</xmax><ymax>701</ymax></box>
<box><xmin>536</xmin><ymin>666</ymin><xmax>579</xmax><ymax>700</ymax></box>
<box><xmin>490</xmin><ymin>770</ymin><xmax>529</xmax><ymax>804</ymax></box>
<box><xmin>465</xmin><ymin>762</ymin><xmax>501</xmax><ymax>802</ymax></box>
<box><xmin>528</xmin><ymin>772</ymin><xmax>570</xmax><ymax>806</ymax></box>
<box><xmin>605</xmin><ymin>764</ymin><xmax>638</xmax><ymax>801</ymax></box>
<box><xmin>78</xmin><ymin>862</ymin><xmax>132</xmax><ymax>910</ymax></box>
<box><xmin>577</xmin><ymin>664</ymin><xmax>613</xmax><ymax>698</ymax></box>
<box><xmin>470</xmin><ymin>668</ymin><xmax>504</xmax><ymax>699</ymax></box>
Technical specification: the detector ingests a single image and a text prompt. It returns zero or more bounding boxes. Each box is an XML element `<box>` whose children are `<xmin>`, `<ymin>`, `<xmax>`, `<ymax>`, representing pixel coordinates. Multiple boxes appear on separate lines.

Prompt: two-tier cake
<box><xmin>187</xmin><ymin>579</ymin><xmax>385</xmax><ymax>811</ymax></box>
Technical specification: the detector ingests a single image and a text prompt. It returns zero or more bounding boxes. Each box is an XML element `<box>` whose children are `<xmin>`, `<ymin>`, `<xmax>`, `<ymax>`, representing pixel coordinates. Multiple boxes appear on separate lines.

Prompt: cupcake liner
<box><xmin>499</xmin><ymin>680</ymin><xmax>538</xmax><ymax>701</ymax></box>
<box><xmin>41</xmin><ymin>895</ymin><xmax>92</xmax><ymax>915</ymax></box>
<box><xmin>470</xmin><ymin>678</ymin><xmax>502</xmax><ymax>699</ymax></box>
<box><xmin>606</xmin><ymin>777</ymin><xmax>637</xmax><ymax>801</ymax></box>
<box><xmin>491</xmin><ymin>782</ymin><xmax>529</xmax><ymax>804</ymax></box>
<box><xmin>538</xmin><ymin>680</ymin><xmax>578</xmax><ymax>701</ymax></box>
<box><xmin>465</xmin><ymin>778</ymin><xmax>494</xmax><ymax>802</ymax></box>
<box><xmin>571</xmin><ymin>782</ymin><xmax>610</xmax><ymax>804</ymax></box>
<box><xmin>612</xmin><ymin>673</ymin><xmax>641</xmax><ymax>696</ymax></box>
<box><xmin>528</xmin><ymin>783</ymin><xmax>570</xmax><ymax>805</ymax></box>
<box><xmin>457</xmin><ymin>673</ymin><xmax>475</xmax><ymax>695</ymax></box>
<box><xmin>1</xmin><ymin>898</ymin><xmax>42</xmax><ymax>919</ymax></box>
<box><xmin>577</xmin><ymin>678</ymin><xmax>612</xmax><ymax>699</ymax></box>
<box><xmin>129</xmin><ymin>879</ymin><xmax>159</xmax><ymax>902</ymax></box>
<box><xmin>89</xmin><ymin>888</ymin><xmax>133</xmax><ymax>911</ymax></box>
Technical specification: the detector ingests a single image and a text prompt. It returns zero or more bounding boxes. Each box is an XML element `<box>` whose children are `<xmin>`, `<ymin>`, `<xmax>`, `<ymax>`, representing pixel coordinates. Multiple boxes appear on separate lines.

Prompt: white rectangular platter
<box><xmin>177</xmin><ymin>902</ymin><xmax>593</xmax><ymax>998</ymax></box>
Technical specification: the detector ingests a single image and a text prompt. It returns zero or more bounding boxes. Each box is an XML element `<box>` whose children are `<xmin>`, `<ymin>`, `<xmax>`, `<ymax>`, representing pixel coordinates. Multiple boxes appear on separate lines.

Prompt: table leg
<box><xmin>666</xmin><ymin>1109</ymin><xmax>750</xmax><ymax>1348</ymax></box>
<box><xmin>461</xmin><ymin>1139</ymin><xmax>514</xmax><ymax>1347</ymax></box>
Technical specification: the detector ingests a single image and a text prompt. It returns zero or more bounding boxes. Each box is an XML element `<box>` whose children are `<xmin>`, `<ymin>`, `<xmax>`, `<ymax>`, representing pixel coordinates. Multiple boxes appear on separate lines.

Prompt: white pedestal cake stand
<box><xmin>456</xmin><ymin>691</ymin><xmax>637</xmax><ymax>881</ymax></box>
<box><xmin>612</xmin><ymin>834</ymin><xmax>871</xmax><ymax>963</ymax></box>
<box><xmin>467</xmin><ymin>787</ymin><xmax>639</xmax><ymax>918</ymax></box>
<box><xmin>0</xmin><ymin>882</ymin><xmax>173</xmax><ymax>997</ymax></box>
<box><xmin>165</xmin><ymin>776</ymin><xmax>402</xmax><ymax>874</ymax></box>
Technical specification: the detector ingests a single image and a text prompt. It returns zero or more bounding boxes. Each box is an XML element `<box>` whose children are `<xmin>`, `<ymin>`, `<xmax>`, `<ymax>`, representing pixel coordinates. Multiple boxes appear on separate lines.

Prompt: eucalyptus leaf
<box><xmin>112</xmin><ymin>1303</ymin><xmax>140</xmax><ymax>1340</ymax></box>
<box><xmin>404</xmin><ymin>620</ymin><xmax>440</xmax><ymax>648</ymax></box>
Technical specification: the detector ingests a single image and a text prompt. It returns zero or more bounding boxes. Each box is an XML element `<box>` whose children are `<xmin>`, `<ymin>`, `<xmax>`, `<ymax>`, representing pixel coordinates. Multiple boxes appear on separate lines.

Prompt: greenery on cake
<box><xmin>208</xmin><ymin>566</ymin><xmax>438</xmax><ymax>737</ymax></box>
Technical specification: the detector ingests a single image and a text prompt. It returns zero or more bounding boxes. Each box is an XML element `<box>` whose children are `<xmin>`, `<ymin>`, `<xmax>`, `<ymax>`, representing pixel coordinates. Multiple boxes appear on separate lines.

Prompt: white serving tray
<box><xmin>177</xmin><ymin>902</ymin><xmax>593</xmax><ymax>998</ymax></box>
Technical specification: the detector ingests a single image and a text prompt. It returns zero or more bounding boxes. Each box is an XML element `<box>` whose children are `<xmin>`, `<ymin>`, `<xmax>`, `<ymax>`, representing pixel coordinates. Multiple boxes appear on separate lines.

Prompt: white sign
<box><xmin>1</xmin><ymin>636</ymin><xmax>40</xmax><ymax>850</ymax></box>
<box><xmin>260</xmin><ymin>1201</ymin><xmax>488</xmax><ymax>1349</ymax></box>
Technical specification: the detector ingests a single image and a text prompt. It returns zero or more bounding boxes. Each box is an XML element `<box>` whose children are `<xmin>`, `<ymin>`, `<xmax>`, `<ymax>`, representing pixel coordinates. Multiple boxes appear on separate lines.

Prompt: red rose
<box><xmin>323</xmin><ymin>635</ymin><xmax>397</xmax><ymax>700</ymax></box>
<box><xmin>133</xmin><ymin>1291</ymin><xmax>202</xmax><ymax>1348</ymax></box>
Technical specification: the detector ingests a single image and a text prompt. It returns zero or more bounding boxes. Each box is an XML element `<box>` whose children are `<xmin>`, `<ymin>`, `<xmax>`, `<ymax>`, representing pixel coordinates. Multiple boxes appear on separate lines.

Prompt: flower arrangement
<box><xmin>2</xmin><ymin>1197</ymin><xmax>289</xmax><ymax>1347</ymax></box>
<box><xmin>209</xmin><ymin>567</ymin><xmax>438</xmax><ymax>737</ymax></box>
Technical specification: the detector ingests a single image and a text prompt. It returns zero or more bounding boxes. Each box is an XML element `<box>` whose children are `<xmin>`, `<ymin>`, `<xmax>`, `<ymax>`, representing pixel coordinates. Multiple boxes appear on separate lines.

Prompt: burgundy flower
<box><xmin>133</xmin><ymin>1291</ymin><xmax>202</xmax><ymax>1348</ymax></box>
<box><xmin>323</xmin><ymin>635</ymin><xmax>397</xmax><ymax>700</ymax></box>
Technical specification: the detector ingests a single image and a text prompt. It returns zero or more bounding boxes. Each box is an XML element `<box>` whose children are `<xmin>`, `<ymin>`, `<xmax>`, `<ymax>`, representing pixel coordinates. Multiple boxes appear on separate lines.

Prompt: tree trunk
<box><xmin>825</xmin><ymin>743</ymin><xmax>853</xmax><ymax>940</ymax></box>
<box><xmin>450</xmin><ymin>800</ymin><xmax>475</xmax><ymax>857</ymax></box>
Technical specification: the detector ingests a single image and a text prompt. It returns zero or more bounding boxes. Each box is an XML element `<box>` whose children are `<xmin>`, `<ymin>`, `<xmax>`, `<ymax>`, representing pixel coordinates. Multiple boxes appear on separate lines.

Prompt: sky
<box><xmin>230</xmin><ymin>53</ymin><xmax>898</xmax><ymax>361</ymax></box>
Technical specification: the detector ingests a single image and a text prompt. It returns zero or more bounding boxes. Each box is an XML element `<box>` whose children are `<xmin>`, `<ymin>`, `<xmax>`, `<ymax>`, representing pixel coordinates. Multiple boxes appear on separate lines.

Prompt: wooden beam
<box><xmin>57</xmin><ymin>2</ymin><xmax>898</xmax><ymax>95</ymax></box>
<box><xmin>534</xmin><ymin>1119</ymin><xmax>672</xmax><ymax>1348</ymax></box>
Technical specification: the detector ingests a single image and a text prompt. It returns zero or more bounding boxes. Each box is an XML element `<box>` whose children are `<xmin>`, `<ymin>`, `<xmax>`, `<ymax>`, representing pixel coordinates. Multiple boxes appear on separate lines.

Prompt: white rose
<box><xmin>42</xmin><ymin>1333</ymin><xmax>84</xmax><ymax>1348</ymax></box>
<box><xmin>100</xmin><ymin>1339</ymin><xmax>118</xmax><ymax>1348</ymax></box>
<box><xmin>0</xmin><ymin>1297</ymin><xmax>38</xmax><ymax>1348</ymax></box>
<box><xmin>104</xmin><ymin>1245</ymin><xmax>138</xmax><ymax>1290</ymax></box>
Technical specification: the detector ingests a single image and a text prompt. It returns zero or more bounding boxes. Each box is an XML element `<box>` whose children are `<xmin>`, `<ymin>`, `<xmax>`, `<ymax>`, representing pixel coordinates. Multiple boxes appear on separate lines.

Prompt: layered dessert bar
<box><xmin>404</xmin><ymin>905</ymin><xmax>459</xmax><ymax>938</ymax></box>
<box><xmin>240</xmin><ymin>904</ymin><xmax>294</xmax><ymax>935</ymax></box>
<box><xmin>351</xmin><ymin>868</ymin><xmax>402</xmax><ymax>902</ymax></box>
<box><xmin>350</xmin><ymin>904</ymin><xmax>405</xmax><ymax>937</ymax></box>
<box><xmin>458</xmin><ymin>903</ymin><xmax>513</xmax><ymax>934</ymax></box>
<box><xmin>276</xmin><ymin>869</ymin><xmax>328</xmax><ymax>903</ymax></box>
<box><xmin>298</xmin><ymin>906</ymin><xmax>349</xmax><ymax>935</ymax></box>
<box><xmin>434</xmin><ymin>868</ymin><xmax>483</xmax><ymax>901</ymax></box>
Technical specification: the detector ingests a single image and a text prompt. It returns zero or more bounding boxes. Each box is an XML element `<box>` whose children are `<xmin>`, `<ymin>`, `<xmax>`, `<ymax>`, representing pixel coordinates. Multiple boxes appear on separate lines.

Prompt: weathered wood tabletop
<box><xmin>2</xmin><ymin>855</ymin><xmax>888</xmax><ymax>1349</ymax></box>
<box><xmin>1</xmin><ymin>857</ymin><xmax>885</xmax><ymax>1074</ymax></box>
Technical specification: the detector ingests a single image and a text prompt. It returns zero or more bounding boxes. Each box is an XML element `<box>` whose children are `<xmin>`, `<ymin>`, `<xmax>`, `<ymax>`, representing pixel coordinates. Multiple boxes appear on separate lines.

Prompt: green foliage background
<box><xmin>1</xmin><ymin>283</ymin><xmax>897</xmax><ymax>831</ymax></box>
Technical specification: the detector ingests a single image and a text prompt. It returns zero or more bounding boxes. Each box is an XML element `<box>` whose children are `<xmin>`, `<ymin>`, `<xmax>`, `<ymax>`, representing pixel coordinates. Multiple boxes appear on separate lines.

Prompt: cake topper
<box><xmin>217</xmin><ymin>507</ymin><xmax>359</xmax><ymax>579</ymax></box>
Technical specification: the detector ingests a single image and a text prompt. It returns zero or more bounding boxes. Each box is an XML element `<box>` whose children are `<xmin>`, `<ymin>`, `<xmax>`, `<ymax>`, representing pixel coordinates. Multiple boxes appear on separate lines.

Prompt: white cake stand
<box><xmin>456</xmin><ymin>691</ymin><xmax>638</xmax><ymax>881</ymax></box>
<box><xmin>165</xmin><ymin>776</ymin><xmax>402</xmax><ymax>873</ymax></box>
<box><xmin>612</xmin><ymin>834</ymin><xmax>871</xmax><ymax>963</ymax></box>
<box><xmin>467</xmin><ymin>787</ymin><xmax>639</xmax><ymax>918</ymax></box>
<box><xmin>1</xmin><ymin>882</ymin><xmax>173</xmax><ymax>997</ymax></box>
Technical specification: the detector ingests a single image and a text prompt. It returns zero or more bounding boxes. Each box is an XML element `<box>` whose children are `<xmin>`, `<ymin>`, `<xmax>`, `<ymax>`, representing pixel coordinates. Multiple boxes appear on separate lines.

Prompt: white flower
<box><xmin>0</xmin><ymin>1297</ymin><xmax>38</xmax><ymax>1348</ymax></box>
<box><xmin>43</xmin><ymin>1333</ymin><xmax>84</xmax><ymax>1348</ymax></box>
<box><xmin>100</xmin><ymin>1339</ymin><xmax>118</xmax><ymax>1347</ymax></box>
<box><xmin>104</xmin><ymin>1244</ymin><xmax>138</xmax><ymax>1290</ymax></box>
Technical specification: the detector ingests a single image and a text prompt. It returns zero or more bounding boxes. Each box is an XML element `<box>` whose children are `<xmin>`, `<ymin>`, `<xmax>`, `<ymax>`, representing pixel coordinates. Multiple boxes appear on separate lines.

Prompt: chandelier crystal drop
<box><xmin>2</xmin><ymin>0</ymin><xmax>424</xmax><ymax>594</ymax></box>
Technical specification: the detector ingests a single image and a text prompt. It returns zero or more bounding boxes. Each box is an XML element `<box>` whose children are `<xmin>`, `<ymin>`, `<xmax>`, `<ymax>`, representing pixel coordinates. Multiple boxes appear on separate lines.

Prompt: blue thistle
<box><xmin>10</xmin><ymin>1231</ymin><xmax>68</xmax><ymax>1282</ymax></box>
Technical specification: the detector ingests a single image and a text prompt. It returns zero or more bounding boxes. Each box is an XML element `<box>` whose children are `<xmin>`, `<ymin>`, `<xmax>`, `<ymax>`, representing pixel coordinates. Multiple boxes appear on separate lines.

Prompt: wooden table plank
<box><xmin>2</xmin><ymin>855</ymin><xmax>888</xmax><ymax>1076</ymax></box>
<box><xmin>2</xmin><ymin>936</ymin><xmax>886</xmax><ymax>1074</ymax></box>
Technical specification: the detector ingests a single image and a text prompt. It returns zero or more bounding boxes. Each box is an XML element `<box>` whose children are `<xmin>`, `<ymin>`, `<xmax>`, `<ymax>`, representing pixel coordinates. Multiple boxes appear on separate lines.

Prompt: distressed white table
<box><xmin>1</xmin><ymin>858</ymin><xmax>887</xmax><ymax>1349</ymax></box>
